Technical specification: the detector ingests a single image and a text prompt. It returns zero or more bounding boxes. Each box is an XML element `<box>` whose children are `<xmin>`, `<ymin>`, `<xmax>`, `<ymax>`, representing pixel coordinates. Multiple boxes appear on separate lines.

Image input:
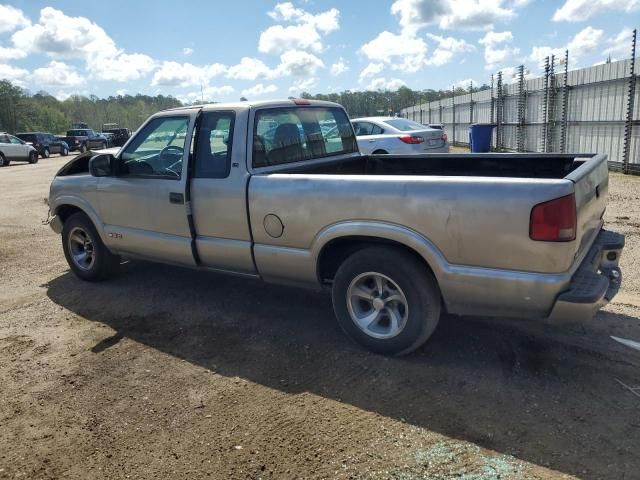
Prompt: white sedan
<box><xmin>352</xmin><ymin>117</ymin><xmax>449</xmax><ymax>155</ymax></box>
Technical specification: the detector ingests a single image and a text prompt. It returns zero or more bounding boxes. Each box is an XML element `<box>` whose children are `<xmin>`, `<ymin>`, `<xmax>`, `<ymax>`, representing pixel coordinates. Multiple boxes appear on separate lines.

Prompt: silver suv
<box><xmin>0</xmin><ymin>132</ymin><xmax>39</xmax><ymax>166</ymax></box>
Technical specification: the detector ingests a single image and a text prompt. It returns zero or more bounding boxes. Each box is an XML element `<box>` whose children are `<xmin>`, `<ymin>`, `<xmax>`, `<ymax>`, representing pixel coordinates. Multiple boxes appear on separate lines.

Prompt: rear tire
<box><xmin>62</xmin><ymin>212</ymin><xmax>120</xmax><ymax>281</ymax></box>
<box><xmin>42</xmin><ymin>148</ymin><xmax>50</xmax><ymax>158</ymax></box>
<box><xmin>28</xmin><ymin>151</ymin><xmax>39</xmax><ymax>164</ymax></box>
<box><xmin>62</xmin><ymin>147</ymin><xmax>69</xmax><ymax>156</ymax></box>
<box><xmin>80</xmin><ymin>143</ymin><xmax>88</xmax><ymax>153</ymax></box>
<box><xmin>0</xmin><ymin>153</ymin><xmax>8</xmax><ymax>167</ymax></box>
<box><xmin>372</xmin><ymin>149</ymin><xmax>388</xmax><ymax>155</ymax></box>
<box><xmin>331</xmin><ymin>247</ymin><xmax>441</xmax><ymax>356</ymax></box>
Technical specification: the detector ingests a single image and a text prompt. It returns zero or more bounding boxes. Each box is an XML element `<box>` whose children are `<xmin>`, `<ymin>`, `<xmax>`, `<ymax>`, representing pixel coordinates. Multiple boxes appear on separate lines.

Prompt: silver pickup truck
<box><xmin>48</xmin><ymin>99</ymin><xmax>624</xmax><ymax>355</ymax></box>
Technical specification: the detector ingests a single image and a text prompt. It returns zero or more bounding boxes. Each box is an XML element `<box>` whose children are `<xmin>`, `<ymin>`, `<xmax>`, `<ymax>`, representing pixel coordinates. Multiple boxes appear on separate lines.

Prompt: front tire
<box><xmin>62</xmin><ymin>147</ymin><xmax>69</xmax><ymax>156</ymax></box>
<box><xmin>331</xmin><ymin>247</ymin><xmax>441</xmax><ymax>356</ymax></box>
<box><xmin>62</xmin><ymin>212</ymin><xmax>119</xmax><ymax>281</ymax></box>
<box><xmin>42</xmin><ymin>148</ymin><xmax>50</xmax><ymax>158</ymax></box>
<box><xmin>80</xmin><ymin>143</ymin><xmax>88</xmax><ymax>153</ymax></box>
<box><xmin>28</xmin><ymin>151</ymin><xmax>39</xmax><ymax>163</ymax></box>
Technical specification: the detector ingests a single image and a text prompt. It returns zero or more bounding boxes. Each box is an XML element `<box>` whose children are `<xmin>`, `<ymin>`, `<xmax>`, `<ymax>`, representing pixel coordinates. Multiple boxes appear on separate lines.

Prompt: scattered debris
<box><xmin>615</xmin><ymin>378</ymin><xmax>640</xmax><ymax>399</ymax></box>
<box><xmin>611</xmin><ymin>335</ymin><xmax>640</xmax><ymax>352</ymax></box>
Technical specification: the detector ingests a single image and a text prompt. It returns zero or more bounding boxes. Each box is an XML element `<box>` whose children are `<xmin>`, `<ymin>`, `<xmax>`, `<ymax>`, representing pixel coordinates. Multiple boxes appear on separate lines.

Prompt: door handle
<box><xmin>169</xmin><ymin>192</ymin><xmax>184</xmax><ymax>204</ymax></box>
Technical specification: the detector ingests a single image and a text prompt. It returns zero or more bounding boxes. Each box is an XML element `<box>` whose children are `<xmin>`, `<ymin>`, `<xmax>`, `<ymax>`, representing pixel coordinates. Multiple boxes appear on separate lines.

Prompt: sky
<box><xmin>0</xmin><ymin>0</ymin><xmax>637</xmax><ymax>102</ymax></box>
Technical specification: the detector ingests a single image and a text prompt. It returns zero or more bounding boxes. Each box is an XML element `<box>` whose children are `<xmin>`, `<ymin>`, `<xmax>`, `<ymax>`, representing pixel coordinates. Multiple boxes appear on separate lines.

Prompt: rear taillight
<box><xmin>441</xmin><ymin>132</ymin><xmax>448</xmax><ymax>142</ymax></box>
<box><xmin>530</xmin><ymin>193</ymin><xmax>576</xmax><ymax>242</ymax></box>
<box><xmin>399</xmin><ymin>135</ymin><xmax>424</xmax><ymax>144</ymax></box>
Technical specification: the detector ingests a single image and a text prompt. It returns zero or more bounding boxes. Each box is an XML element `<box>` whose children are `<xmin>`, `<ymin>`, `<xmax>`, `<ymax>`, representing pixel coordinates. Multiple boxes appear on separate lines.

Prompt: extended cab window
<box><xmin>119</xmin><ymin>116</ymin><xmax>189</xmax><ymax>178</ymax></box>
<box><xmin>194</xmin><ymin>112</ymin><xmax>234</xmax><ymax>178</ymax></box>
<box><xmin>253</xmin><ymin>107</ymin><xmax>357</xmax><ymax>168</ymax></box>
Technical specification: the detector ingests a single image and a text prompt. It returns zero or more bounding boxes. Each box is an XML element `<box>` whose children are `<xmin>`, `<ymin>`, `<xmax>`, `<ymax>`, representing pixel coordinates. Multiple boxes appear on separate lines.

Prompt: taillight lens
<box><xmin>399</xmin><ymin>135</ymin><xmax>424</xmax><ymax>144</ymax></box>
<box><xmin>530</xmin><ymin>193</ymin><xmax>576</xmax><ymax>241</ymax></box>
<box><xmin>441</xmin><ymin>132</ymin><xmax>448</xmax><ymax>142</ymax></box>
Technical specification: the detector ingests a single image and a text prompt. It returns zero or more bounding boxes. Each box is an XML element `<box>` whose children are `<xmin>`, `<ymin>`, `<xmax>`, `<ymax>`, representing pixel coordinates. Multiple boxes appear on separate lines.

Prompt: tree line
<box><xmin>301</xmin><ymin>84</ymin><xmax>490</xmax><ymax>118</ymax></box>
<box><xmin>0</xmin><ymin>79</ymin><xmax>489</xmax><ymax>134</ymax></box>
<box><xmin>0</xmin><ymin>80</ymin><xmax>181</xmax><ymax>134</ymax></box>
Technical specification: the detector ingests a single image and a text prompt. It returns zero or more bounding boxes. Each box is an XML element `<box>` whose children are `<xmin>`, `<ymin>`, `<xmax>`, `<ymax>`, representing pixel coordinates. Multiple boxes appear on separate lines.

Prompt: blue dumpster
<box><xmin>468</xmin><ymin>124</ymin><xmax>495</xmax><ymax>153</ymax></box>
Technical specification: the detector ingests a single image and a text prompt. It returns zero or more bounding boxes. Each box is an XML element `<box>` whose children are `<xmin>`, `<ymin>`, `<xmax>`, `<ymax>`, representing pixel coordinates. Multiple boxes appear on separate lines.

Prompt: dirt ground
<box><xmin>1</xmin><ymin>155</ymin><xmax>639</xmax><ymax>480</ymax></box>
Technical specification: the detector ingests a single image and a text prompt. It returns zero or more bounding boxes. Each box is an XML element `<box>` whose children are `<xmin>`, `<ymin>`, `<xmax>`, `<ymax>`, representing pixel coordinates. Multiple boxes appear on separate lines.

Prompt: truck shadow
<box><xmin>45</xmin><ymin>261</ymin><xmax>640</xmax><ymax>480</ymax></box>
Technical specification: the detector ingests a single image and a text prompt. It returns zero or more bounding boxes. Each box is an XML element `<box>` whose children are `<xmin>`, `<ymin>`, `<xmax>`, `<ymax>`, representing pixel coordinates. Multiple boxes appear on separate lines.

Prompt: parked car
<box><xmin>352</xmin><ymin>117</ymin><xmax>449</xmax><ymax>155</ymax></box>
<box><xmin>102</xmin><ymin>125</ymin><xmax>131</xmax><ymax>147</ymax></box>
<box><xmin>0</xmin><ymin>132</ymin><xmax>39</xmax><ymax>166</ymax></box>
<box><xmin>16</xmin><ymin>132</ymin><xmax>69</xmax><ymax>158</ymax></box>
<box><xmin>101</xmin><ymin>132</ymin><xmax>115</xmax><ymax>147</ymax></box>
<box><xmin>47</xmin><ymin>99</ymin><xmax>624</xmax><ymax>356</ymax></box>
<box><xmin>60</xmin><ymin>129</ymin><xmax>109</xmax><ymax>153</ymax></box>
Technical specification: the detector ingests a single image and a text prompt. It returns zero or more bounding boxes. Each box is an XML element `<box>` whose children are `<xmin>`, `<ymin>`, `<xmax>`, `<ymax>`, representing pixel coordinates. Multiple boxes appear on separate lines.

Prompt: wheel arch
<box><xmin>52</xmin><ymin>197</ymin><xmax>107</xmax><ymax>243</ymax></box>
<box><xmin>313</xmin><ymin>222</ymin><xmax>447</xmax><ymax>289</ymax></box>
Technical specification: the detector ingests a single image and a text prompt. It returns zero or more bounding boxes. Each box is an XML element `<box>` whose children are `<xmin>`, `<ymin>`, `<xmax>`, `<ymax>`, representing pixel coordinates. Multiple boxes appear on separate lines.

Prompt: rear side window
<box><xmin>194</xmin><ymin>111</ymin><xmax>235</xmax><ymax>178</ymax></box>
<box><xmin>253</xmin><ymin>107</ymin><xmax>357</xmax><ymax>168</ymax></box>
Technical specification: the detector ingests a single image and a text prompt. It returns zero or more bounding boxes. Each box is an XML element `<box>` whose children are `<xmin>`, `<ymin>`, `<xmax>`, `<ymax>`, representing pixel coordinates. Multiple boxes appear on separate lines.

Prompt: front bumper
<box><xmin>548</xmin><ymin>229</ymin><xmax>624</xmax><ymax>322</ymax></box>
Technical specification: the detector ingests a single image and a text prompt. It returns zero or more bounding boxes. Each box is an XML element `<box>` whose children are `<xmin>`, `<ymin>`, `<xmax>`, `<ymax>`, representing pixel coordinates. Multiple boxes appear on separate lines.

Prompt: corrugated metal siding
<box><xmin>400</xmin><ymin>59</ymin><xmax>639</xmax><ymax>166</ymax></box>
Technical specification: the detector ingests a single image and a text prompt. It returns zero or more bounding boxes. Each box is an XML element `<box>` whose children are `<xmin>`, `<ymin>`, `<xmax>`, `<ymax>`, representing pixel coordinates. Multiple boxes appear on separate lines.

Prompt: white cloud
<box><xmin>0</xmin><ymin>4</ymin><xmax>30</xmax><ymax>34</ymax></box>
<box><xmin>367</xmin><ymin>77</ymin><xmax>406</xmax><ymax>90</ymax></box>
<box><xmin>359</xmin><ymin>62</ymin><xmax>385</xmax><ymax>80</ymax></box>
<box><xmin>11</xmin><ymin>7</ymin><xmax>118</xmax><ymax>60</ymax></box>
<box><xmin>454</xmin><ymin>78</ymin><xmax>479</xmax><ymax>89</ymax></box>
<box><xmin>330</xmin><ymin>58</ymin><xmax>349</xmax><ymax>76</ymax></box>
<box><xmin>553</xmin><ymin>0</ymin><xmax>640</xmax><ymax>22</ymax></box>
<box><xmin>152</xmin><ymin>61</ymin><xmax>226</xmax><ymax>87</ymax></box>
<box><xmin>0</xmin><ymin>44</ymin><xmax>26</xmax><ymax>61</ymax></box>
<box><xmin>528</xmin><ymin>26</ymin><xmax>604</xmax><ymax>67</ymax></box>
<box><xmin>10</xmin><ymin>7</ymin><xmax>155</xmax><ymax>83</ymax></box>
<box><xmin>259</xmin><ymin>24</ymin><xmax>323</xmax><ymax>55</ymax></box>
<box><xmin>288</xmin><ymin>78</ymin><xmax>317</xmax><ymax>94</ymax></box>
<box><xmin>116</xmin><ymin>89</ymin><xmax>128</xmax><ymax>96</ymax></box>
<box><xmin>32</xmin><ymin>61</ymin><xmax>84</xmax><ymax>87</ymax></box>
<box><xmin>93</xmin><ymin>53</ymin><xmax>156</xmax><ymax>82</ymax></box>
<box><xmin>183</xmin><ymin>47</ymin><xmax>194</xmax><ymax>56</ymax></box>
<box><xmin>226</xmin><ymin>57</ymin><xmax>275</xmax><ymax>81</ymax></box>
<box><xmin>360</xmin><ymin>31</ymin><xmax>428</xmax><ymax>73</ymax></box>
<box><xmin>275</xmin><ymin>50</ymin><xmax>324</xmax><ymax>76</ymax></box>
<box><xmin>0</xmin><ymin>63</ymin><xmax>29</xmax><ymax>83</ymax></box>
<box><xmin>241</xmin><ymin>83</ymin><xmax>278</xmax><ymax>97</ymax></box>
<box><xmin>391</xmin><ymin>0</ymin><xmax>520</xmax><ymax>33</ymax></box>
<box><xmin>260</xmin><ymin>3</ymin><xmax>339</xmax><ymax>56</ymax></box>
<box><xmin>603</xmin><ymin>27</ymin><xmax>635</xmax><ymax>58</ymax></box>
<box><xmin>479</xmin><ymin>31</ymin><xmax>519</xmax><ymax>70</ymax></box>
<box><xmin>268</xmin><ymin>3</ymin><xmax>339</xmax><ymax>33</ymax></box>
<box><xmin>425</xmin><ymin>33</ymin><xmax>475</xmax><ymax>66</ymax></box>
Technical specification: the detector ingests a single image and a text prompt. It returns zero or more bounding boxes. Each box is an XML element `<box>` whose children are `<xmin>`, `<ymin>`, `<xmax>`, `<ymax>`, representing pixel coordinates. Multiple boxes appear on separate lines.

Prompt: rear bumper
<box><xmin>547</xmin><ymin>229</ymin><xmax>624</xmax><ymax>322</ymax></box>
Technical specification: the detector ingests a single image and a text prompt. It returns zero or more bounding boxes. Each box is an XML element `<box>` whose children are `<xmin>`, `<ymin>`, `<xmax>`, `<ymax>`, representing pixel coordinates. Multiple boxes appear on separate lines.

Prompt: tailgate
<box><xmin>565</xmin><ymin>154</ymin><xmax>609</xmax><ymax>257</ymax></box>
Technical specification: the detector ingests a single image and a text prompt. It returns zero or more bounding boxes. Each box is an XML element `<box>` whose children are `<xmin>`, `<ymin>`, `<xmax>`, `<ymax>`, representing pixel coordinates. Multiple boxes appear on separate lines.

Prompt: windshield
<box><xmin>383</xmin><ymin>119</ymin><xmax>426</xmax><ymax>131</ymax></box>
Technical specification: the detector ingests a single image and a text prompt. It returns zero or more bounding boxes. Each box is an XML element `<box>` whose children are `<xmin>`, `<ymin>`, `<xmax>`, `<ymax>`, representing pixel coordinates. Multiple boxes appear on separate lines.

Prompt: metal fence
<box><xmin>401</xmin><ymin>54</ymin><xmax>640</xmax><ymax>173</ymax></box>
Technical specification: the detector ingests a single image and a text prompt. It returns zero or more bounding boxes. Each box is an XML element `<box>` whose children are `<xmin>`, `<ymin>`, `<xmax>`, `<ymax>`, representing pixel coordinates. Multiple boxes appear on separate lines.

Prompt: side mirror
<box><xmin>89</xmin><ymin>153</ymin><xmax>116</xmax><ymax>177</ymax></box>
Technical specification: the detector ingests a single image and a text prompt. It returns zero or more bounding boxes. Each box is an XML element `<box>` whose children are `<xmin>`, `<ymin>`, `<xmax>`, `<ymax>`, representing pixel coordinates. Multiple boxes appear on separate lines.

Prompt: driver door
<box><xmin>96</xmin><ymin>113</ymin><xmax>198</xmax><ymax>266</ymax></box>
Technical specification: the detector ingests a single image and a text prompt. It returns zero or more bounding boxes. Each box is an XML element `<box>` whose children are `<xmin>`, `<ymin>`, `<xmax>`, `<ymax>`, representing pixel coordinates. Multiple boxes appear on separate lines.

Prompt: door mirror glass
<box><xmin>89</xmin><ymin>154</ymin><xmax>115</xmax><ymax>177</ymax></box>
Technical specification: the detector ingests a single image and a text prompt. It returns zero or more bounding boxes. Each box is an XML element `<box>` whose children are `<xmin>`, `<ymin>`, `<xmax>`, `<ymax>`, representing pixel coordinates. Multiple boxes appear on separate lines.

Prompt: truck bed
<box><xmin>278</xmin><ymin>153</ymin><xmax>594</xmax><ymax>179</ymax></box>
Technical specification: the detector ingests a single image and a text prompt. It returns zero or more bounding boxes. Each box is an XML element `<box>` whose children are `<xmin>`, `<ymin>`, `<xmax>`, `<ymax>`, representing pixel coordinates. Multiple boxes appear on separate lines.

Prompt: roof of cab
<box><xmin>159</xmin><ymin>98</ymin><xmax>343</xmax><ymax>115</ymax></box>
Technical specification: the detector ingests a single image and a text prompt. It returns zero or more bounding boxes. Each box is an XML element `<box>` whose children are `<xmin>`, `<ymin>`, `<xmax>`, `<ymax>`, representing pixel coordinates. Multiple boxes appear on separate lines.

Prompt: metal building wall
<box><xmin>400</xmin><ymin>59</ymin><xmax>639</xmax><ymax>169</ymax></box>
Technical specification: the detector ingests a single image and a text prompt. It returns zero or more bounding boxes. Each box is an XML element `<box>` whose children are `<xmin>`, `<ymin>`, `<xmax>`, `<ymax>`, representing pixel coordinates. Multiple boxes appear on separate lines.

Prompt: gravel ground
<box><xmin>1</xmin><ymin>156</ymin><xmax>639</xmax><ymax>480</ymax></box>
